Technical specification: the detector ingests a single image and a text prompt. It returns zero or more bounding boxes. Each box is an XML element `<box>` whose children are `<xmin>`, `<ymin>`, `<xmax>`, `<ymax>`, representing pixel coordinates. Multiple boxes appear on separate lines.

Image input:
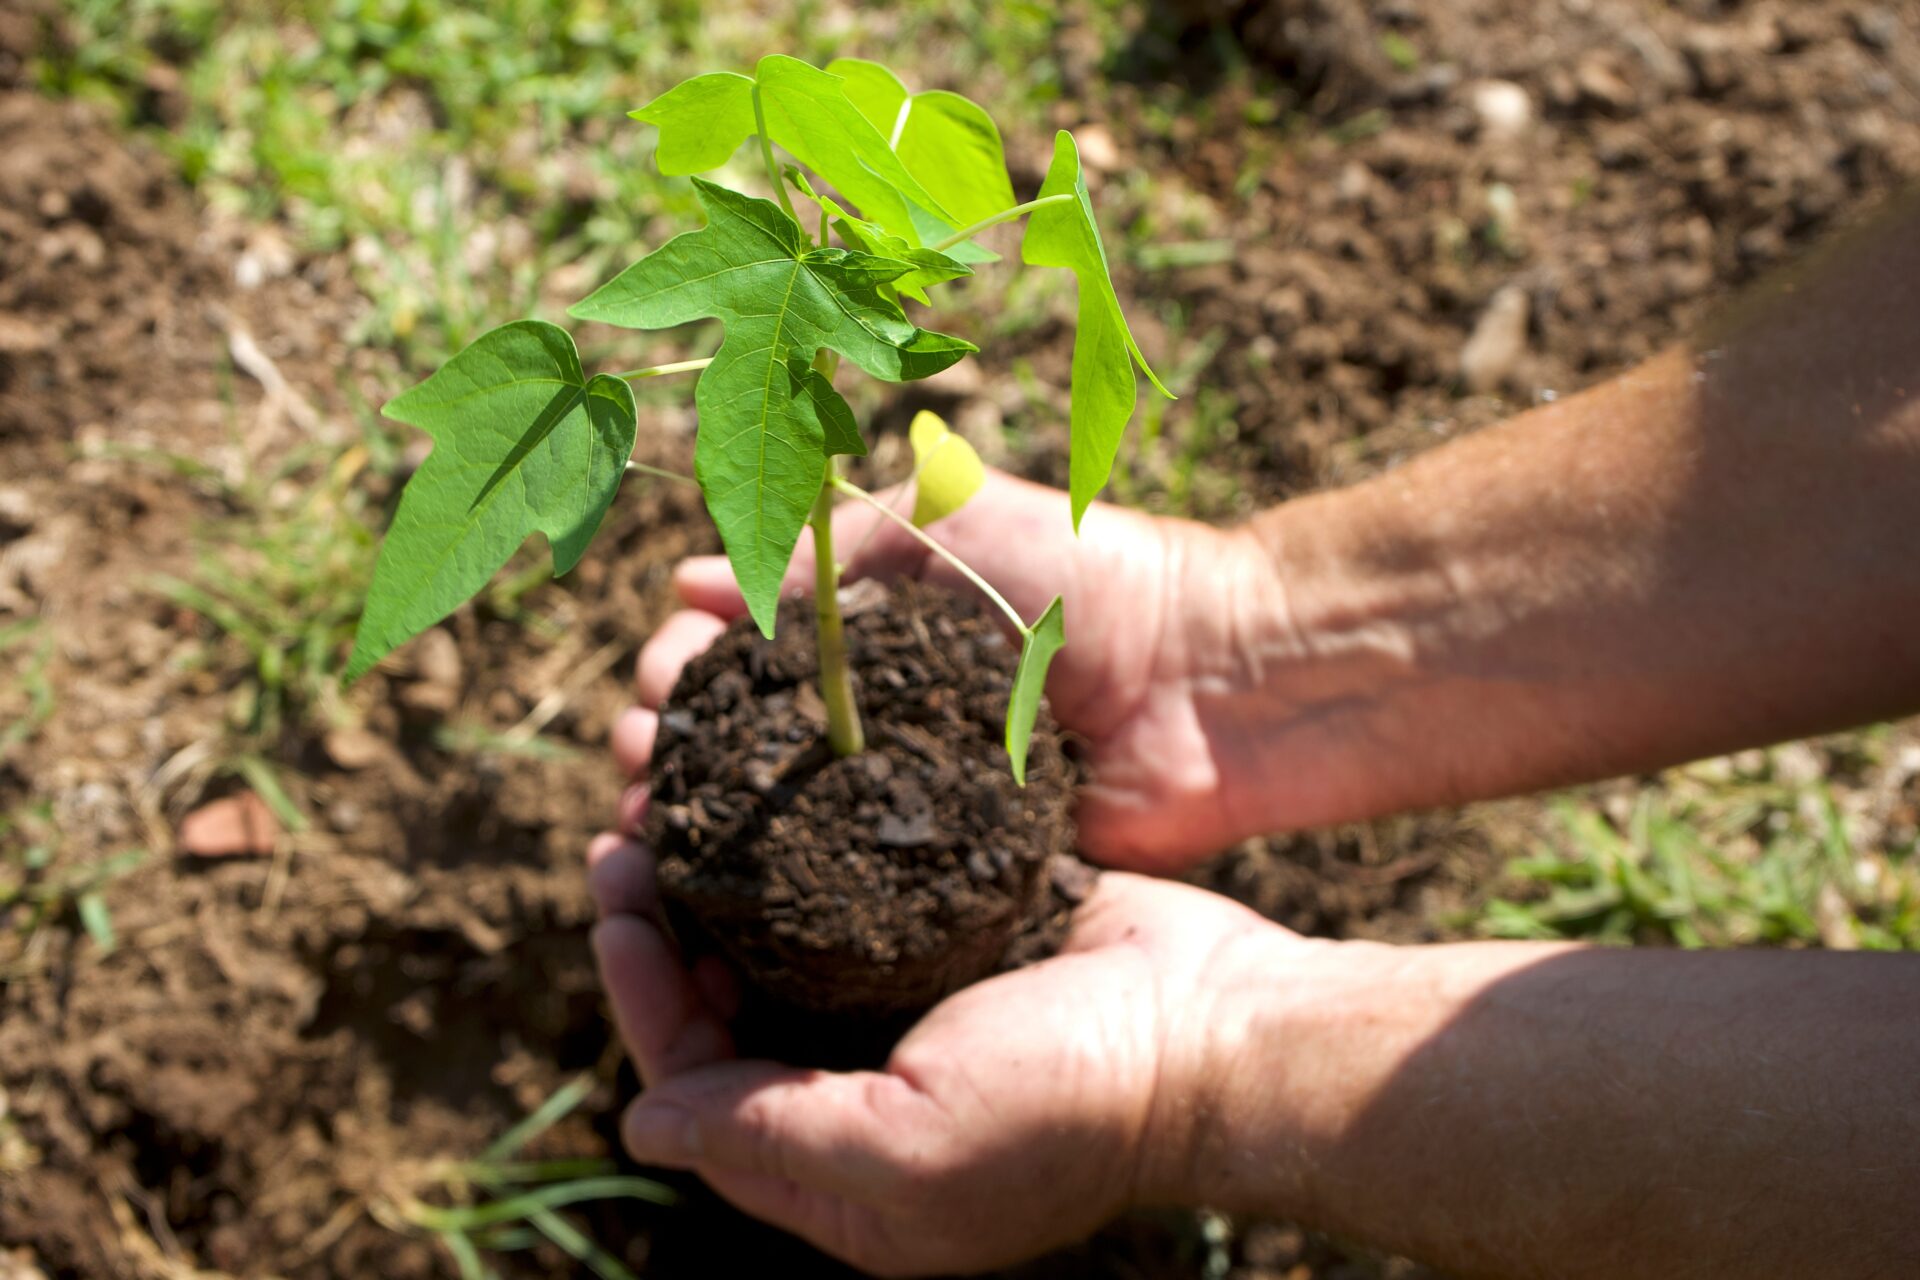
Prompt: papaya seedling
<box><xmin>347</xmin><ymin>55</ymin><xmax>1168</xmax><ymax>783</ymax></box>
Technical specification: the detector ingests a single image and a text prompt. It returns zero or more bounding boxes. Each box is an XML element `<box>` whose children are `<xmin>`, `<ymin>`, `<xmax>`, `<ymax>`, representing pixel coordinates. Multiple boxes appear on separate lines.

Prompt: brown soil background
<box><xmin>3</xmin><ymin>3</ymin><xmax>1918</xmax><ymax>1278</ymax></box>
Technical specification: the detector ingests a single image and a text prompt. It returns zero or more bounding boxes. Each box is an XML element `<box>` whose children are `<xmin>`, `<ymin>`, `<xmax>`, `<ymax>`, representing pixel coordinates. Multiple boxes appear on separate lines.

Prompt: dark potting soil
<box><xmin>646</xmin><ymin>583</ymin><xmax>1090</xmax><ymax>1065</ymax></box>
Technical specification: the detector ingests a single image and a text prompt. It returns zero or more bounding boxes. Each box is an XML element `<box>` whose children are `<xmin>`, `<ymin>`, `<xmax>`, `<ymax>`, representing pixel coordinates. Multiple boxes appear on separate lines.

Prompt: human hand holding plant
<box><xmin>588</xmin><ymin>829</ymin><xmax>1294</xmax><ymax>1277</ymax></box>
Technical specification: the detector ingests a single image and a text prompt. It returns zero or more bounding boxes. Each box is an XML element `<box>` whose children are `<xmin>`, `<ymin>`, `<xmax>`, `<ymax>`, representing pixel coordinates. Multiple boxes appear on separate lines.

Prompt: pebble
<box><xmin>178</xmin><ymin>792</ymin><xmax>281</xmax><ymax>858</ymax></box>
<box><xmin>1470</xmin><ymin>79</ymin><xmax>1534</xmax><ymax>143</ymax></box>
<box><xmin>1459</xmin><ymin>284</ymin><xmax>1530</xmax><ymax>393</ymax></box>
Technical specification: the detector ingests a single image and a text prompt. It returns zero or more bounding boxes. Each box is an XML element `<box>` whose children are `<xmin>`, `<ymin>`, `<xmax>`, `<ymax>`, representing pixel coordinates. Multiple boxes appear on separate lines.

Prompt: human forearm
<box><xmin>1221</xmin><ymin>196</ymin><xmax>1920</xmax><ymax>829</ymax></box>
<box><xmin>1174</xmin><ymin>936</ymin><xmax>1920</xmax><ymax>1279</ymax></box>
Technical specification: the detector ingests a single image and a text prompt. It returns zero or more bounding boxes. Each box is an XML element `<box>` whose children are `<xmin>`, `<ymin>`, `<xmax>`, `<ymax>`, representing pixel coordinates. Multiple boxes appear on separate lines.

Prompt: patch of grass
<box><xmin>1481</xmin><ymin>744</ymin><xmax>1920</xmax><ymax>951</ymax></box>
<box><xmin>151</xmin><ymin>445</ymin><xmax>379</xmax><ymax>746</ymax></box>
<box><xmin>376</xmin><ymin>1074</ymin><xmax>675</xmax><ymax>1280</ymax></box>
<box><xmin>1</xmin><ymin>801</ymin><xmax>147</xmax><ymax>978</ymax></box>
<box><xmin>0</xmin><ymin>619</ymin><xmax>56</xmax><ymax>756</ymax></box>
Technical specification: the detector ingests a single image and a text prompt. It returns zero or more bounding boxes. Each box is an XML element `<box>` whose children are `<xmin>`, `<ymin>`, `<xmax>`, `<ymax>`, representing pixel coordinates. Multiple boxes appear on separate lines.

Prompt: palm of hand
<box><xmin>593</xmin><ymin>862</ymin><xmax>1276</xmax><ymax>1277</ymax></box>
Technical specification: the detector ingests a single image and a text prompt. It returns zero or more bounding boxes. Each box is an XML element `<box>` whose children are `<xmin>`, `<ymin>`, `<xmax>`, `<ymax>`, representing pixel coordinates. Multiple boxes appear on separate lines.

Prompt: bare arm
<box><xmin>1178</xmin><ymin>936</ymin><xmax>1920</xmax><ymax>1279</ymax></box>
<box><xmin>1218</xmin><ymin>193</ymin><xmax>1920</xmax><ymax>833</ymax></box>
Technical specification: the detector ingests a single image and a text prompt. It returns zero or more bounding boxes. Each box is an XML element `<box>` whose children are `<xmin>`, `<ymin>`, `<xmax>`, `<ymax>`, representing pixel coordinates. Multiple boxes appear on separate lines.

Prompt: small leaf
<box><xmin>77</xmin><ymin>890</ymin><xmax>116</xmax><ymax>954</ymax></box>
<box><xmin>792</xmin><ymin>180</ymin><xmax>971</xmax><ymax>304</ymax></box>
<box><xmin>347</xmin><ymin>321</ymin><xmax>636</xmax><ymax>682</ymax></box>
<box><xmin>571</xmin><ymin>181</ymin><xmax>970</xmax><ymax>634</ymax></box>
<box><xmin>1006</xmin><ymin>597</ymin><xmax>1066</xmax><ymax>787</ymax></box>
<box><xmin>794</xmin><ymin>355</ymin><xmax>866</xmax><ymax>457</ymax></box>
<box><xmin>628</xmin><ymin>72</ymin><xmax>756</xmax><ymax>175</ymax></box>
<box><xmin>907</xmin><ymin>410</ymin><xmax>983</xmax><ymax>526</ymax></box>
<box><xmin>1021</xmin><ymin>131</ymin><xmax>1173</xmax><ymax>528</ymax></box>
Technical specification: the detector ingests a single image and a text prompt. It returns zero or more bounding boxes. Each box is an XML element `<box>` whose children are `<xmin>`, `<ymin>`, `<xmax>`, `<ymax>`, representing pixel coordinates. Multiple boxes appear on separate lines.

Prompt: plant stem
<box><xmin>928</xmin><ymin>193</ymin><xmax>1074</xmax><ymax>253</ymax></box>
<box><xmin>828</xmin><ymin>476</ymin><xmax>1032</xmax><ymax>638</ymax></box>
<box><xmin>611</xmin><ymin>357</ymin><xmax>712</xmax><ymax>380</ymax></box>
<box><xmin>623</xmin><ymin>460</ymin><xmax>697</xmax><ymax>486</ymax></box>
<box><xmin>811</xmin><ymin>468</ymin><xmax>865</xmax><ymax>755</ymax></box>
<box><xmin>751</xmin><ymin>85</ymin><xmax>800</xmax><ymax>227</ymax></box>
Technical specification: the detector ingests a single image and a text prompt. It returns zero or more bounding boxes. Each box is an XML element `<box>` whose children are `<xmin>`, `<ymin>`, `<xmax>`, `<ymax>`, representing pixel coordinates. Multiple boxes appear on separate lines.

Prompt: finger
<box><xmin>617</xmin><ymin>782</ymin><xmax>649</xmax><ymax>836</ymax></box>
<box><xmin>638</xmin><ymin>610</ymin><xmax>728</xmax><ymax>709</ymax></box>
<box><xmin>621</xmin><ymin>1059</ymin><xmax>936</xmax><ymax>1202</ymax></box>
<box><xmin>586</xmin><ymin>834</ymin><xmax>658</xmax><ymax>920</ymax></box>
<box><xmin>672</xmin><ymin>557</ymin><xmax>752</xmax><ymax>619</ymax></box>
<box><xmin>592</xmin><ymin>915</ymin><xmax>734</xmax><ymax>1085</ymax></box>
<box><xmin>611</xmin><ymin>706</ymin><xmax>658</xmax><ymax>779</ymax></box>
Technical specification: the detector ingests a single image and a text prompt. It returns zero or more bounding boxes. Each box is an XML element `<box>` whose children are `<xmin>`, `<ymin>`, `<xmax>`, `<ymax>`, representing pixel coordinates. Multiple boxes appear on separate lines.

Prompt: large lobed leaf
<box><xmin>346</xmin><ymin>321</ymin><xmax>635</xmax><ymax>681</ymax></box>
<box><xmin>569</xmin><ymin>180</ymin><xmax>972</xmax><ymax>635</ymax></box>
<box><xmin>1022</xmin><ymin>131</ymin><xmax>1174</xmax><ymax>528</ymax></box>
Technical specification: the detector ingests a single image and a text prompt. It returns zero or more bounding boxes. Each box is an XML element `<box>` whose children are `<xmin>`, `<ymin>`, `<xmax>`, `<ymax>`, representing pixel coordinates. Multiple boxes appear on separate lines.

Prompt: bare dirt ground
<box><xmin>2</xmin><ymin>2</ymin><xmax>1918</xmax><ymax>1277</ymax></box>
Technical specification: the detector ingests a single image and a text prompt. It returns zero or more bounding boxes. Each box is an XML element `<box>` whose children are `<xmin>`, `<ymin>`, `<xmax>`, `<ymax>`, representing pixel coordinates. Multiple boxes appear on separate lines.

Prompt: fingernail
<box><xmin>625</xmin><ymin>1102</ymin><xmax>701</xmax><ymax>1166</ymax></box>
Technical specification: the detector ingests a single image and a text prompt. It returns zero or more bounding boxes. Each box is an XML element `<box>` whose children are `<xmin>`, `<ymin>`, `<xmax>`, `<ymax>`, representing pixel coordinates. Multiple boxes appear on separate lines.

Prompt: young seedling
<box><xmin>347</xmin><ymin>55</ymin><xmax>1169</xmax><ymax>782</ymax></box>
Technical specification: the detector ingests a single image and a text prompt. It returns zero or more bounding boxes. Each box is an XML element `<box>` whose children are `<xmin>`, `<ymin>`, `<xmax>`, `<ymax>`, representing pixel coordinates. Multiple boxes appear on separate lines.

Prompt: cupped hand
<box><xmin>587</xmin><ymin>830</ymin><xmax>1289</xmax><ymax>1276</ymax></box>
<box><xmin>611</xmin><ymin>467</ymin><xmax>1290</xmax><ymax>872</ymax></box>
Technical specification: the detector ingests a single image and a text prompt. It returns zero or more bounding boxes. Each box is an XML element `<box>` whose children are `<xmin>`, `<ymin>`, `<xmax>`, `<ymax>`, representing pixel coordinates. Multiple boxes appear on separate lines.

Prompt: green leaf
<box><xmin>347</xmin><ymin>321</ymin><xmax>636</xmax><ymax>682</ymax></box>
<box><xmin>628</xmin><ymin>72</ymin><xmax>756</xmax><ymax>175</ymax></box>
<box><xmin>1006</xmin><ymin>597</ymin><xmax>1065</xmax><ymax>787</ymax></box>
<box><xmin>632</xmin><ymin>58</ymin><xmax>956</xmax><ymax>246</ymax></box>
<box><xmin>907</xmin><ymin>410</ymin><xmax>983</xmax><ymax>526</ymax></box>
<box><xmin>796</xmin><ymin>356</ymin><xmax>867</xmax><ymax>457</ymax></box>
<box><xmin>570</xmin><ymin>180</ymin><xmax>971</xmax><ymax>634</ymax></box>
<box><xmin>1021</xmin><ymin>130</ymin><xmax>1173</xmax><ymax>528</ymax></box>
<box><xmin>826</xmin><ymin>59</ymin><xmax>1015</xmax><ymax>247</ymax></box>
<box><xmin>789</xmin><ymin>171</ymin><xmax>971</xmax><ymax>304</ymax></box>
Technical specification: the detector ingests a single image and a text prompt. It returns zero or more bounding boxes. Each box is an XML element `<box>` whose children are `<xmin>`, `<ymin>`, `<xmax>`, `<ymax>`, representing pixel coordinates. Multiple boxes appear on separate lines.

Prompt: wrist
<box><xmin>1155</xmin><ymin>927</ymin><xmax>1422</xmax><ymax>1218</ymax></box>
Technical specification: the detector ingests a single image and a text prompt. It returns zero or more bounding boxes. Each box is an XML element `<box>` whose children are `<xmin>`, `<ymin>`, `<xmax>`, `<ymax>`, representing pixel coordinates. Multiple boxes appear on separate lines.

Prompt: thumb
<box><xmin>622</xmin><ymin>1059</ymin><xmax>939</xmax><ymax>1200</ymax></box>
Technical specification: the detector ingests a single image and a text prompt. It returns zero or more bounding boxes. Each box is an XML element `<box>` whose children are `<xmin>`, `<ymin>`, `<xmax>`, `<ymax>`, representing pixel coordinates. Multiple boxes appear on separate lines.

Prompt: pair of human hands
<box><xmin>588</xmin><ymin>471</ymin><xmax>1300</xmax><ymax>1275</ymax></box>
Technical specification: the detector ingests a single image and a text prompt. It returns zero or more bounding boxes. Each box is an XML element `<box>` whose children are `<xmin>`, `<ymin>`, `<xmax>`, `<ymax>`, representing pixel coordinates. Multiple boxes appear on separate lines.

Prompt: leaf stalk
<box><xmin>611</xmin><ymin>357</ymin><xmax>712</xmax><ymax>380</ymax></box>
<box><xmin>828</xmin><ymin>476</ymin><xmax>1031</xmax><ymax>638</ymax></box>
<box><xmin>751</xmin><ymin>85</ymin><xmax>801</xmax><ymax>227</ymax></box>
<box><xmin>928</xmin><ymin>193</ymin><xmax>1074</xmax><ymax>253</ymax></box>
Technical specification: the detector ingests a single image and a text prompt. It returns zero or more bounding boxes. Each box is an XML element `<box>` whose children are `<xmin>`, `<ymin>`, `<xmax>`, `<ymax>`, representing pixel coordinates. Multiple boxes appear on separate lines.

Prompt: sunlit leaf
<box><xmin>789</xmin><ymin>168</ymin><xmax>971</xmax><ymax>304</ymax></box>
<box><xmin>570</xmin><ymin>180</ymin><xmax>971</xmax><ymax>634</ymax></box>
<box><xmin>632</xmin><ymin>58</ymin><xmax>958</xmax><ymax>246</ymax></box>
<box><xmin>628</xmin><ymin>71</ymin><xmax>756</xmax><ymax>175</ymax></box>
<box><xmin>1006</xmin><ymin>597</ymin><xmax>1065</xmax><ymax>786</ymax></box>
<box><xmin>347</xmin><ymin>321</ymin><xmax>636</xmax><ymax>681</ymax></box>
<box><xmin>907</xmin><ymin>410</ymin><xmax>983</xmax><ymax>526</ymax></box>
<box><xmin>1021</xmin><ymin>130</ymin><xmax>1173</xmax><ymax>527</ymax></box>
<box><xmin>826</xmin><ymin>57</ymin><xmax>1015</xmax><ymax>253</ymax></box>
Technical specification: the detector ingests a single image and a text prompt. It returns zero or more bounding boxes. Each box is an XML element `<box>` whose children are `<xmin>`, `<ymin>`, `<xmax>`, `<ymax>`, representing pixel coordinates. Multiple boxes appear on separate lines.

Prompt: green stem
<box><xmin>828</xmin><ymin>476</ymin><xmax>1031</xmax><ymax>638</ymax></box>
<box><xmin>611</xmin><ymin>357</ymin><xmax>712</xmax><ymax>380</ymax></box>
<box><xmin>928</xmin><ymin>193</ymin><xmax>1074</xmax><ymax>253</ymax></box>
<box><xmin>623</xmin><ymin>460</ymin><xmax>697</xmax><ymax>486</ymax></box>
<box><xmin>812</xmin><ymin>470</ymin><xmax>865</xmax><ymax>755</ymax></box>
<box><xmin>751</xmin><ymin>85</ymin><xmax>800</xmax><ymax>227</ymax></box>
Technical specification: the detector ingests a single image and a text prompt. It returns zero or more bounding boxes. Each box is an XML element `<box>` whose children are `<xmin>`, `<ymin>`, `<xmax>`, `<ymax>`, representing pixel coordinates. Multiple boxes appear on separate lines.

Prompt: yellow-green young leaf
<box><xmin>347</xmin><ymin>321</ymin><xmax>636</xmax><ymax>682</ymax></box>
<box><xmin>569</xmin><ymin>180</ymin><xmax>971</xmax><ymax>635</ymax></box>
<box><xmin>628</xmin><ymin>71</ymin><xmax>756</xmax><ymax>174</ymax></box>
<box><xmin>1021</xmin><ymin>131</ymin><xmax>1174</xmax><ymax>528</ymax></box>
<box><xmin>1006</xmin><ymin>597</ymin><xmax>1066</xmax><ymax>786</ymax></box>
<box><xmin>826</xmin><ymin>58</ymin><xmax>1015</xmax><ymax>250</ymax></box>
<box><xmin>630</xmin><ymin>58</ymin><xmax>957</xmax><ymax>246</ymax></box>
<box><xmin>908</xmin><ymin>410</ymin><xmax>984</xmax><ymax>526</ymax></box>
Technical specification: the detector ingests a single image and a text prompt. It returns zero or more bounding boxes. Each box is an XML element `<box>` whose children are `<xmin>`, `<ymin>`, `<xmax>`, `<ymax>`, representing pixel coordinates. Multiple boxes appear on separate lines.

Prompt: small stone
<box><xmin>1075</xmin><ymin>122</ymin><xmax>1121</xmax><ymax>173</ymax></box>
<box><xmin>323</xmin><ymin>726</ymin><xmax>389</xmax><ymax>770</ymax></box>
<box><xmin>1459</xmin><ymin>284</ymin><xmax>1530</xmax><ymax>393</ymax></box>
<box><xmin>876</xmin><ymin>810</ymin><xmax>934</xmax><ymax>849</ymax></box>
<box><xmin>178</xmin><ymin>792</ymin><xmax>281</xmax><ymax>858</ymax></box>
<box><xmin>0</xmin><ymin>314</ymin><xmax>49</xmax><ymax>355</ymax></box>
<box><xmin>1851</xmin><ymin>7</ymin><xmax>1899</xmax><ymax>51</ymax></box>
<box><xmin>1470</xmin><ymin>79</ymin><xmax>1534</xmax><ymax>143</ymax></box>
<box><xmin>1575</xmin><ymin>57</ymin><xmax>1636</xmax><ymax>115</ymax></box>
